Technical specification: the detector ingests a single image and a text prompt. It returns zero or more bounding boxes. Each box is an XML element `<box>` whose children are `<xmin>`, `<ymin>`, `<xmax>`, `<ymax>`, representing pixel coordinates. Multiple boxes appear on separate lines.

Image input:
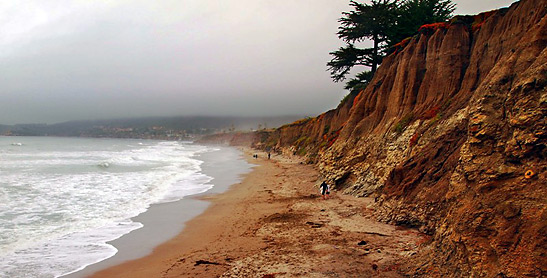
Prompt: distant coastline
<box><xmin>0</xmin><ymin>115</ymin><xmax>303</xmax><ymax>140</ymax></box>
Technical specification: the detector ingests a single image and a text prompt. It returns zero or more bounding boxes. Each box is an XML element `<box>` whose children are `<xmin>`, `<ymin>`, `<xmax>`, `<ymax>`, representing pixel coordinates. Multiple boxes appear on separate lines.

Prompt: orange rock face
<box><xmin>254</xmin><ymin>0</ymin><xmax>546</xmax><ymax>276</ymax></box>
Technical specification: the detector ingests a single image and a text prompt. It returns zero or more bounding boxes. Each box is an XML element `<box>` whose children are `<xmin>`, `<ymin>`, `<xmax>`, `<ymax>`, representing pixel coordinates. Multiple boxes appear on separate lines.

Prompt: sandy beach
<box><xmin>87</xmin><ymin>149</ymin><xmax>426</xmax><ymax>277</ymax></box>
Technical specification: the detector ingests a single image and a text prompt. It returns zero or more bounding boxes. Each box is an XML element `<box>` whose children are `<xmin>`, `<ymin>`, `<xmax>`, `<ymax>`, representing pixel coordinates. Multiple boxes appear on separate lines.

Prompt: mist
<box><xmin>0</xmin><ymin>0</ymin><xmax>517</xmax><ymax>124</ymax></box>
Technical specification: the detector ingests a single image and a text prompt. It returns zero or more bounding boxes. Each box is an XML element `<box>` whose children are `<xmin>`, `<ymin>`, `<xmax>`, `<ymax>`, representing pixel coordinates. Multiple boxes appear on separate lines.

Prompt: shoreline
<box><xmin>63</xmin><ymin>146</ymin><xmax>253</xmax><ymax>278</ymax></box>
<box><xmin>85</xmin><ymin>149</ymin><xmax>427</xmax><ymax>277</ymax></box>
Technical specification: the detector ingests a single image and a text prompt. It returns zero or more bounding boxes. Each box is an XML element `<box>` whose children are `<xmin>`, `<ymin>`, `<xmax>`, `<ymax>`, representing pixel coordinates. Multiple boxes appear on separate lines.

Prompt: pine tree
<box><xmin>391</xmin><ymin>0</ymin><xmax>456</xmax><ymax>45</ymax></box>
<box><xmin>328</xmin><ymin>0</ymin><xmax>456</xmax><ymax>92</ymax></box>
<box><xmin>328</xmin><ymin>0</ymin><xmax>398</xmax><ymax>85</ymax></box>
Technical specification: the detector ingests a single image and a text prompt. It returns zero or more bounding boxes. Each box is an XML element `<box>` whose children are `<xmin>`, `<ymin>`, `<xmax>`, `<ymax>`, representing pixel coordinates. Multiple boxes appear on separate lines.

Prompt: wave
<box><xmin>0</xmin><ymin>138</ymin><xmax>216</xmax><ymax>278</ymax></box>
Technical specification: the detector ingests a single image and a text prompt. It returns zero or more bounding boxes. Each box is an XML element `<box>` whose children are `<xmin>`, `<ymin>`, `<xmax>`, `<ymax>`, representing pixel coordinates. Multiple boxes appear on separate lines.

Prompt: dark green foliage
<box><xmin>323</xmin><ymin>124</ymin><xmax>331</xmax><ymax>135</ymax></box>
<box><xmin>328</xmin><ymin>0</ymin><xmax>398</xmax><ymax>83</ymax></box>
<box><xmin>329</xmin><ymin>0</ymin><xmax>455</xmax><ymax>92</ymax></box>
<box><xmin>344</xmin><ymin>71</ymin><xmax>375</xmax><ymax>93</ymax></box>
<box><xmin>390</xmin><ymin>0</ymin><xmax>456</xmax><ymax>46</ymax></box>
<box><xmin>296</xmin><ymin>147</ymin><xmax>308</xmax><ymax>156</ymax></box>
<box><xmin>393</xmin><ymin>113</ymin><xmax>415</xmax><ymax>134</ymax></box>
<box><xmin>337</xmin><ymin>0</ymin><xmax>398</xmax><ymax>44</ymax></box>
<box><xmin>449</xmin><ymin>15</ymin><xmax>474</xmax><ymax>26</ymax></box>
<box><xmin>295</xmin><ymin>136</ymin><xmax>310</xmax><ymax>146</ymax></box>
<box><xmin>327</xmin><ymin>44</ymin><xmax>374</xmax><ymax>82</ymax></box>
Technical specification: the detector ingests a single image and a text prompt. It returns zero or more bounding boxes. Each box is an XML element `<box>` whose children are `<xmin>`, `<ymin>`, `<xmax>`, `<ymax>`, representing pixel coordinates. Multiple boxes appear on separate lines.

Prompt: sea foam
<box><xmin>0</xmin><ymin>137</ymin><xmax>214</xmax><ymax>278</ymax></box>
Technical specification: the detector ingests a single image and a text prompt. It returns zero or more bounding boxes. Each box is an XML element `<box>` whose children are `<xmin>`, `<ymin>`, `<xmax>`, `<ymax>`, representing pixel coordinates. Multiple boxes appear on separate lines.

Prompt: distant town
<box><xmin>0</xmin><ymin>115</ymin><xmax>303</xmax><ymax>141</ymax></box>
<box><xmin>1</xmin><ymin>125</ymin><xmax>197</xmax><ymax>140</ymax></box>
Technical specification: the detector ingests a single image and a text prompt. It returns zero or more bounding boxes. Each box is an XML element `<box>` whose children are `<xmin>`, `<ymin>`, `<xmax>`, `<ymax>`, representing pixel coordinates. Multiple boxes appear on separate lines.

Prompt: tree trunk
<box><xmin>372</xmin><ymin>34</ymin><xmax>378</xmax><ymax>73</ymax></box>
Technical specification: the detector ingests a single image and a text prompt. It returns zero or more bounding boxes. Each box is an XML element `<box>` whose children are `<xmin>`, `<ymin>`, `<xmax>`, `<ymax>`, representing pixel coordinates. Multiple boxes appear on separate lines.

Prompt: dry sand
<box><xmin>89</xmin><ymin>149</ymin><xmax>427</xmax><ymax>277</ymax></box>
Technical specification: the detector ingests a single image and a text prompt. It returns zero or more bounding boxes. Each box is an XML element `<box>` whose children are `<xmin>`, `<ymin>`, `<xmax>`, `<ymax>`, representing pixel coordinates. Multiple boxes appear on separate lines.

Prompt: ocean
<box><xmin>0</xmin><ymin>136</ymin><xmax>248</xmax><ymax>278</ymax></box>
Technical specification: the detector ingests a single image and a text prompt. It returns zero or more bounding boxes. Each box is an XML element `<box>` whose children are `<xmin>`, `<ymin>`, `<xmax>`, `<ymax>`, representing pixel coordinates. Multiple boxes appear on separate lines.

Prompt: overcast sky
<box><xmin>0</xmin><ymin>0</ymin><xmax>517</xmax><ymax>124</ymax></box>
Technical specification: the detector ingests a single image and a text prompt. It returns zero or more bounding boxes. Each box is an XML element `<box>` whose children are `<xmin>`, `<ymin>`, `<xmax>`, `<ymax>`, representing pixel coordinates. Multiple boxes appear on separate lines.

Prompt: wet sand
<box><xmin>64</xmin><ymin>146</ymin><xmax>253</xmax><ymax>277</ymax></box>
<box><xmin>87</xmin><ymin>150</ymin><xmax>426</xmax><ymax>277</ymax></box>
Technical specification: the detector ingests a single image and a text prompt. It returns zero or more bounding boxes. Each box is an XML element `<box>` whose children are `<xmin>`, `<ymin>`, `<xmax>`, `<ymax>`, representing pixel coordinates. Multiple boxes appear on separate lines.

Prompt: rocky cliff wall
<box><xmin>254</xmin><ymin>0</ymin><xmax>546</xmax><ymax>276</ymax></box>
<box><xmin>196</xmin><ymin>131</ymin><xmax>259</xmax><ymax>147</ymax></box>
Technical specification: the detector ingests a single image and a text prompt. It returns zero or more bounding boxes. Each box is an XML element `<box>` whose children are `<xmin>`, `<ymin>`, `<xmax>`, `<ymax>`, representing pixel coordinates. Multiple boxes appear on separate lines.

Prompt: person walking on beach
<box><xmin>319</xmin><ymin>181</ymin><xmax>330</xmax><ymax>200</ymax></box>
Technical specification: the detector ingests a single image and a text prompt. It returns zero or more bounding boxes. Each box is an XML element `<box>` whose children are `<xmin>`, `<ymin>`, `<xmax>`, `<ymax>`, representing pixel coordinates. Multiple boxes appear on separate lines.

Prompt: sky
<box><xmin>0</xmin><ymin>0</ymin><xmax>518</xmax><ymax>124</ymax></box>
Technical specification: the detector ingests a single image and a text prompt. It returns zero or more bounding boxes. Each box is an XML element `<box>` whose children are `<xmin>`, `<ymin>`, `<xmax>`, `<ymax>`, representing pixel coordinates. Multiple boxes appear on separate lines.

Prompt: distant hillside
<box><xmin>1</xmin><ymin>115</ymin><xmax>304</xmax><ymax>139</ymax></box>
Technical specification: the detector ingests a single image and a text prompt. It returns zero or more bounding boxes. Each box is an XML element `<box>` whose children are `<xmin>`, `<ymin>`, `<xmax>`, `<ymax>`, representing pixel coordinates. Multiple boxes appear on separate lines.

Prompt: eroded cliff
<box><xmin>250</xmin><ymin>0</ymin><xmax>546</xmax><ymax>276</ymax></box>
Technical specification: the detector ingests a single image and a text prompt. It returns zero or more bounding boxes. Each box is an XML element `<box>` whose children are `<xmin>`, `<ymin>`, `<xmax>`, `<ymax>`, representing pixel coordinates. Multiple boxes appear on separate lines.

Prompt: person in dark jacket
<box><xmin>319</xmin><ymin>181</ymin><xmax>330</xmax><ymax>200</ymax></box>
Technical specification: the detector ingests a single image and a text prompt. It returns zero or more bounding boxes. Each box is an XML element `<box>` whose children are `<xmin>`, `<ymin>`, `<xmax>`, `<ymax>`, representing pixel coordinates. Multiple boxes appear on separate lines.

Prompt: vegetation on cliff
<box><xmin>328</xmin><ymin>0</ymin><xmax>455</xmax><ymax>92</ymax></box>
<box><xmin>246</xmin><ymin>0</ymin><xmax>546</xmax><ymax>276</ymax></box>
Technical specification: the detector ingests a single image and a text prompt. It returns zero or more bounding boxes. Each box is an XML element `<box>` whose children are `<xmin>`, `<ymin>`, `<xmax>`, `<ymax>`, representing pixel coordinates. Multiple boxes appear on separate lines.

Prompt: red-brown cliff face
<box><xmin>252</xmin><ymin>0</ymin><xmax>546</xmax><ymax>276</ymax></box>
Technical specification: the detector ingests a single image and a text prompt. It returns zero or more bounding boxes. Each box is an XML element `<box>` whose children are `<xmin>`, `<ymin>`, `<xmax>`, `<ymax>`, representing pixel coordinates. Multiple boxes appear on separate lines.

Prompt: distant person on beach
<box><xmin>253</xmin><ymin>154</ymin><xmax>257</xmax><ymax>159</ymax></box>
<box><xmin>319</xmin><ymin>181</ymin><xmax>330</xmax><ymax>200</ymax></box>
<box><xmin>268</xmin><ymin>152</ymin><xmax>271</xmax><ymax>159</ymax></box>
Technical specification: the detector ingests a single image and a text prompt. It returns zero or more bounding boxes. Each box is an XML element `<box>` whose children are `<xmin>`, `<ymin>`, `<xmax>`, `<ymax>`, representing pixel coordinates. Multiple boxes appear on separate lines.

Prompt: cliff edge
<box><xmin>246</xmin><ymin>0</ymin><xmax>546</xmax><ymax>276</ymax></box>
